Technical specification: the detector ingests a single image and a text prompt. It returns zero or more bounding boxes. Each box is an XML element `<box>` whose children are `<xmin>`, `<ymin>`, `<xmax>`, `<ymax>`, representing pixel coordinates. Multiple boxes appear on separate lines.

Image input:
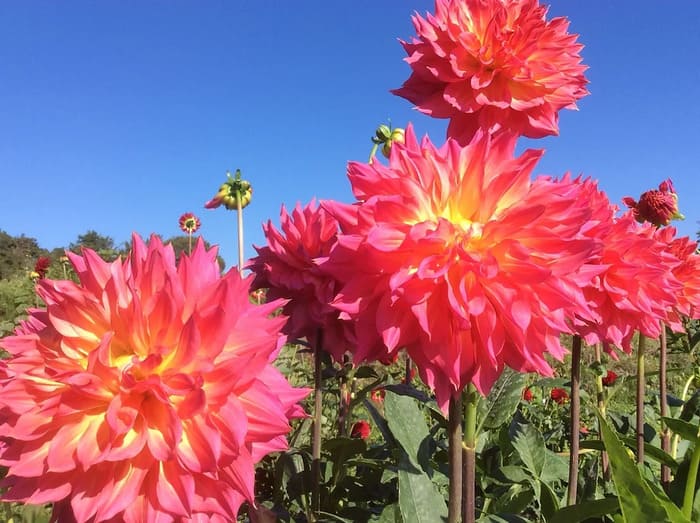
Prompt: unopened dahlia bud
<box><xmin>204</xmin><ymin>169</ymin><xmax>253</xmax><ymax>210</ymax></box>
<box><xmin>622</xmin><ymin>178</ymin><xmax>684</xmax><ymax>227</ymax></box>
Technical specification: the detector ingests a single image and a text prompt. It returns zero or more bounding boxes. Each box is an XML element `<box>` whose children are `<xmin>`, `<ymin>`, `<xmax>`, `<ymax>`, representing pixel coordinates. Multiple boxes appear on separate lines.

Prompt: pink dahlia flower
<box><xmin>392</xmin><ymin>0</ymin><xmax>589</xmax><ymax>143</ymax></box>
<box><xmin>322</xmin><ymin>125</ymin><xmax>596</xmax><ymax>411</ymax></box>
<box><xmin>574</xmin><ymin>216</ymin><xmax>683</xmax><ymax>353</ymax></box>
<box><xmin>622</xmin><ymin>179</ymin><xmax>684</xmax><ymax>227</ymax></box>
<box><xmin>656</xmin><ymin>226</ymin><xmax>700</xmax><ymax>322</ymax></box>
<box><xmin>248</xmin><ymin>201</ymin><xmax>360</xmax><ymax>363</ymax></box>
<box><xmin>0</xmin><ymin>234</ymin><xmax>308</xmax><ymax>522</ymax></box>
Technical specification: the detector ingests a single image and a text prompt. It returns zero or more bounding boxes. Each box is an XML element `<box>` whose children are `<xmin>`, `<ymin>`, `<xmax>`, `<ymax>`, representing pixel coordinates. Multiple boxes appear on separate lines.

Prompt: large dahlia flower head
<box><xmin>393</xmin><ymin>0</ymin><xmax>589</xmax><ymax>144</ymax></box>
<box><xmin>322</xmin><ymin>124</ymin><xmax>600</xmax><ymax>410</ymax></box>
<box><xmin>0</xmin><ymin>235</ymin><xmax>309</xmax><ymax>522</ymax></box>
<box><xmin>248</xmin><ymin>200</ymin><xmax>357</xmax><ymax>363</ymax></box>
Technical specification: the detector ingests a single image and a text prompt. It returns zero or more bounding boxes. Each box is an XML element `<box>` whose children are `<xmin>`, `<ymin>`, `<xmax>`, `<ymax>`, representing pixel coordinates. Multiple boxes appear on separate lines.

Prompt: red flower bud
<box><xmin>601</xmin><ymin>370</ymin><xmax>618</xmax><ymax>387</ymax></box>
<box><xmin>550</xmin><ymin>388</ymin><xmax>569</xmax><ymax>405</ymax></box>
<box><xmin>350</xmin><ymin>420</ymin><xmax>371</xmax><ymax>440</ymax></box>
<box><xmin>522</xmin><ymin>387</ymin><xmax>533</xmax><ymax>402</ymax></box>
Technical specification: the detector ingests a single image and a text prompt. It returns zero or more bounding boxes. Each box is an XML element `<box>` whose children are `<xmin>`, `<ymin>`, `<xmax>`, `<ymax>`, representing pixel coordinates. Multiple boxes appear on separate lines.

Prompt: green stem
<box><xmin>682</xmin><ymin>436</ymin><xmax>700</xmax><ymax>518</ymax></box>
<box><xmin>448</xmin><ymin>394</ymin><xmax>463</xmax><ymax>523</ymax></box>
<box><xmin>567</xmin><ymin>335</ymin><xmax>582</xmax><ymax>505</ymax></box>
<box><xmin>235</xmin><ymin>188</ymin><xmax>244</xmax><ymax>274</ymax></box>
<box><xmin>463</xmin><ymin>384</ymin><xmax>478</xmax><ymax>523</ymax></box>
<box><xmin>636</xmin><ymin>334</ymin><xmax>646</xmax><ymax>464</ymax></box>
<box><xmin>188</xmin><ymin>232</ymin><xmax>192</xmax><ymax>255</ymax></box>
<box><xmin>672</xmin><ymin>373</ymin><xmax>696</xmax><ymax>460</ymax></box>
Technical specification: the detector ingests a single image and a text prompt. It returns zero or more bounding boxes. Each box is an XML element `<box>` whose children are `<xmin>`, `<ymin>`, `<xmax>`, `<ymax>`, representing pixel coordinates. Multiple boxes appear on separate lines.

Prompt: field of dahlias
<box><xmin>2</xmin><ymin>0</ymin><xmax>700</xmax><ymax>522</ymax></box>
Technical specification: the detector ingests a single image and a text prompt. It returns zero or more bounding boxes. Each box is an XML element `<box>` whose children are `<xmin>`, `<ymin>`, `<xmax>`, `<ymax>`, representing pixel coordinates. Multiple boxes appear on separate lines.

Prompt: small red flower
<box><xmin>580</xmin><ymin>424</ymin><xmax>590</xmax><ymax>435</ymax></box>
<box><xmin>550</xmin><ymin>388</ymin><xmax>569</xmax><ymax>405</ymax></box>
<box><xmin>351</xmin><ymin>420</ymin><xmax>371</xmax><ymax>440</ymax></box>
<box><xmin>33</xmin><ymin>256</ymin><xmax>51</xmax><ymax>279</ymax></box>
<box><xmin>179</xmin><ymin>212</ymin><xmax>201</xmax><ymax>234</ymax></box>
<box><xmin>522</xmin><ymin>387</ymin><xmax>533</xmax><ymax>402</ymax></box>
<box><xmin>370</xmin><ymin>388</ymin><xmax>385</xmax><ymax>403</ymax></box>
<box><xmin>601</xmin><ymin>370</ymin><xmax>618</xmax><ymax>387</ymax></box>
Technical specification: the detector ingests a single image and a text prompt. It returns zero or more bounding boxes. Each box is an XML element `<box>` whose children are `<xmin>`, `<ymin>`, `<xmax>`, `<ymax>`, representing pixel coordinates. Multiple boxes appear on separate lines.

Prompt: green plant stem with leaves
<box><xmin>567</xmin><ymin>335</ymin><xmax>582</xmax><ymax>505</ymax></box>
<box><xmin>463</xmin><ymin>383</ymin><xmax>478</xmax><ymax>523</ymax></box>
<box><xmin>447</xmin><ymin>394</ymin><xmax>463</xmax><ymax>523</ymax></box>
<box><xmin>637</xmin><ymin>333</ymin><xmax>646</xmax><ymax>463</ymax></box>
<box><xmin>672</xmin><ymin>373</ymin><xmax>697</xmax><ymax>460</ymax></box>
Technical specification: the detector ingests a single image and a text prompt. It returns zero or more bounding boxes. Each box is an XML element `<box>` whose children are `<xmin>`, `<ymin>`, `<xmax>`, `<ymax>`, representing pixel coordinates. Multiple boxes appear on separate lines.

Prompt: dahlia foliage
<box><xmin>393</xmin><ymin>0</ymin><xmax>588</xmax><ymax>143</ymax></box>
<box><xmin>248</xmin><ymin>201</ymin><xmax>355</xmax><ymax>363</ymax></box>
<box><xmin>323</xmin><ymin>125</ymin><xmax>597</xmax><ymax>410</ymax></box>
<box><xmin>0</xmin><ymin>235</ymin><xmax>308</xmax><ymax>522</ymax></box>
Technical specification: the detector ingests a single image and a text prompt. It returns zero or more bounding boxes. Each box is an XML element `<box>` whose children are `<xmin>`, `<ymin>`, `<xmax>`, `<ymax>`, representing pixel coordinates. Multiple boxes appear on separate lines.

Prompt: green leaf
<box><xmin>581</xmin><ymin>438</ymin><xmax>680</xmax><ymax>472</ymax></box>
<box><xmin>477</xmin><ymin>514</ymin><xmax>530</xmax><ymax>523</ymax></box>
<box><xmin>372</xmin><ymin>503</ymin><xmax>402</xmax><ymax>523</ymax></box>
<box><xmin>540</xmin><ymin>451</ymin><xmax>568</xmax><ymax>483</ymax></box>
<box><xmin>510</xmin><ymin>421</ymin><xmax>545</xmax><ymax>479</ymax></box>
<box><xmin>539</xmin><ymin>481</ymin><xmax>560</xmax><ymax>520</ymax></box>
<box><xmin>598</xmin><ymin>412</ymin><xmax>690</xmax><ymax>523</ymax></box>
<box><xmin>385</xmin><ymin>391</ymin><xmax>432</xmax><ymax>473</ymax></box>
<box><xmin>478</xmin><ymin>368</ymin><xmax>526</xmax><ymax>432</ymax></box>
<box><xmin>397</xmin><ymin>453</ymin><xmax>448</xmax><ymax>523</ymax></box>
<box><xmin>499</xmin><ymin>465</ymin><xmax>530</xmax><ymax>484</ymax></box>
<box><xmin>662</xmin><ymin>417</ymin><xmax>700</xmax><ymax>444</ymax></box>
<box><xmin>549</xmin><ymin>497</ymin><xmax>620</xmax><ymax>523</ymax></box>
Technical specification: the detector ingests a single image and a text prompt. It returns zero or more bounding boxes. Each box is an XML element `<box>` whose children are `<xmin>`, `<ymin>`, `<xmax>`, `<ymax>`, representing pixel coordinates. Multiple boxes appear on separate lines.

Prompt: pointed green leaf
<box><xmin>598</xmin><ymin>412</ymin><xmax>690</xmax><ymax>523</ymax></box>
<box><xmin>549</xmin><ymin>497</ymin><xmax>620</xmax><ymax>523</ymax></box>
<box><xmin>398</xmin><ymin>453</ymin><xmax>448</xmax><ymax>523</ymax></box>
<box><xmin>478</xmin><ymin>368</ymin><xmax>526</xmax><ymax>432</ymax></box>
<box><xmin>511</xmin><ymin>421</ymin><xmax>545</xmax><ymax>479</ymax></box>
<box><xmin>662</xmin><ymin>417</ymin><xmax>700</xmax><ymax>444</ymax></box>
<box><xmin>372</xmin><ymin>503</ymin><xmax>402</xmax><ymax>523</ymax></box>
<box><xmin>385</xmin><ymin>391</ymin><xmax>432</xmax><ymax>473</ymax></box>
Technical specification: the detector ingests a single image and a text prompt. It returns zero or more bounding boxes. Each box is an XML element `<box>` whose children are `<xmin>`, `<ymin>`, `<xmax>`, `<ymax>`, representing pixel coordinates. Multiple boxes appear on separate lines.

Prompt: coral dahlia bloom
<box><xmin>248</xmin><ymin>201</ymin><xmax>358</xmax><ymax>363</ymax></box>
<box><xmin>392</xmin><ymin>0</ymin><xmax>588</xmax><ymax>143</ymax></box>
<box><xmin>623</xmin><ymin>179</ymin><xmax>684</xmax><ymax>227</ymax></box>
<box><xmin>574</xmin><ymin>215</ymin><xmax>683</xmax><ymax>353</ymax></box>
<box><xmin>322</xmin><ymin>126</ymin><xmax>596</xmax><ymax>411</ymax></box>
<box><xmin>178</xmin><ymin>212</ymin><xmax>201</xmax><ymax>234</ymax></box>
<box><xmin>656</xmin><ymin>226</ymin><xmax>700</xmax><ymax>322</ymax></box>
<box><xmin>0</xmin><ymin>235</ymin><xmax>308</xmax><ymax>522</ymax></box>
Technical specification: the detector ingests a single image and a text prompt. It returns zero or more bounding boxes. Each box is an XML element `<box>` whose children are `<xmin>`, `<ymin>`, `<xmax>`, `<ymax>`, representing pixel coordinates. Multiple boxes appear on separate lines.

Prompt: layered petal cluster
<box><xmin>574</xmin><ymin>216</ymin><xmax>683</xmax><ymax>352</ymax></box>
<box><xmin>248</xmin><ymin>201</ymin><xmax>353</xmax><ymax>362</ymax></box>
<box><xmin>656</xmin><ymin>226</ymin><xmax>700</xmax><ymax>322</ymax></box>
<box><xmin>0</xmin><ymin>235</ymin><xmax>308</xmax><ymax>522</ymax></box>
<box><xmin>623</xmin><ymin>179</ymin><xmax>684</xmax><ymax>227</ymax></box>
<box><xmin>322</xmin><ymin>126</ymin><xmax>596</xmax><ymax>410</ymax></box>
<box><xmin>392</xmin><ymin>0</ymin><xmax>588</xmax><ymax>143</ymax></box>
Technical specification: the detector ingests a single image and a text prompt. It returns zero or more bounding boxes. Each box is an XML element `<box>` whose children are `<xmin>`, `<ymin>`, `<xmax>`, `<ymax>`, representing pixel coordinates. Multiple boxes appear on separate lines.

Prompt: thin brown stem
<box><xmin>311</xmin><ymin>330</ymin><xmax>324</xmax><ymax>520</ymax></box>
<box><xmin>448</xmin><ymin>394</ymin><xmax>463</xmax><ymax>523</ymax></box>
<box><xmin>660</xmin><ymin>322</ymin><xmax>671</xmax><ymax>489</ymax></box>
<box><xmin>594</xmin><ymin>343</ymin><xmax>610</xmax><ymax>479</ymax></box>
<box><xmin>636</xmin><ymin>333</ymin><xmax>647</xmax><ymax>464</ymax></box>
<box><xmin>567</xmin><ymin>335</ymin><xmax>582</xmax><ymax>506</ymax></box>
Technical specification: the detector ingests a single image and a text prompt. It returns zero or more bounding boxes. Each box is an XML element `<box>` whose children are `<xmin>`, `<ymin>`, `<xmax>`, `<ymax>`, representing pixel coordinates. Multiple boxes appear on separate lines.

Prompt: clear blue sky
<box><xmin>2</xmin><ymin>1</ymin><xmax>699</xmax><ymax>268</ymax></box>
